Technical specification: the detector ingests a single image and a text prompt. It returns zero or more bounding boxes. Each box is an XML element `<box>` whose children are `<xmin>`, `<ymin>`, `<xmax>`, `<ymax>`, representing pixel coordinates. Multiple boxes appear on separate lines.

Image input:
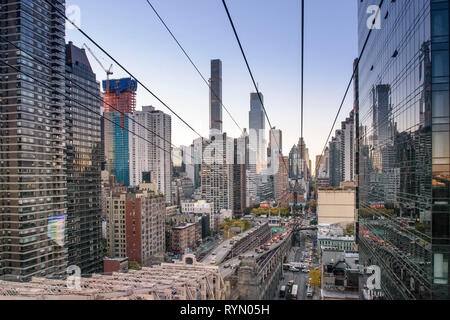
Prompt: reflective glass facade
<box><xmin>357</xmin><ymin>0</ymin><xmax>449</xmax><ymax>299</ymax></box>
<box><xmin>65</xmin><ymin>42</ymin><xmax>102</xmax><ymax>274</ymax></box>
<box><xmin>113</xmin><ymin>112</ymin><xmax>129</xmax><ymax>186</ymax></box>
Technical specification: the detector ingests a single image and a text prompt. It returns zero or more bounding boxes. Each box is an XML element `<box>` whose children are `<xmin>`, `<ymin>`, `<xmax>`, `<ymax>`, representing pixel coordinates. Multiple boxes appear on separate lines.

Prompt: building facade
<box><xmin>209</xmin><ymin>59</ymin><xmax>222</xmax><ymax>134</ymax></box>
<box><xmin>199</xmin><ymin>133</ymin><xmax>233</xmax><ymax>213</ymax></box>
<box><xmin>249</xmin><ymin>92</ymin><xmax>266</xmax><ymax>174</ymax></box>
<box><xmin>357</xmin><ymin>0</ymin><xmax>449</xmax><ymax>299</ymax></box>
<box><xmin>0</xmin><ymin>0</ymin><xmax>68</xmax><ymax>281</ymax></box>
<box><xmin>65</xmin><ymin>42</ymin><xmax>102</xmax><ymax>274</ymax></box>
<box><xmin>125</xmin><ymin>193</ymin><xmax>165</xmax><ymax>266</ymax></box>
<box><xmin>103</xmin><ymin>78</ymin><xmax>137</xmax><ymax>186</ymax></box>
<box><xmin>129</xmin><ymin>106</ymin><xmax>172</xmax><ymax>204</ymax></box>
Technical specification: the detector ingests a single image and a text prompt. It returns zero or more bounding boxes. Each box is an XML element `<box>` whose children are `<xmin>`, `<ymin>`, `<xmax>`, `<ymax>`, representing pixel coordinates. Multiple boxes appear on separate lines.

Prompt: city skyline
<box><xmin>65</xmin><ymin>0</ymin><xmax>357</xmax><ymax>164</ymax></box>
<box><xmin>0</xmin><ymin>0</ymin><xmax>448</xmax><ymax>303</ymax></box>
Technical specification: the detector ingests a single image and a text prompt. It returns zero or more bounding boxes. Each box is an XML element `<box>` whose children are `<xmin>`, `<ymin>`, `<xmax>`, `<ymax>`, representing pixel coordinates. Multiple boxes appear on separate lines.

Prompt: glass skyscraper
<box><xmin>65</xmin><ymin>42</ymin><xmax>103</xmax><ymax>274</ymax></box>
<box><xmin>357</xmin><ymin>0</ymin><xmax>449</xmax><ymax>299</ymax></box>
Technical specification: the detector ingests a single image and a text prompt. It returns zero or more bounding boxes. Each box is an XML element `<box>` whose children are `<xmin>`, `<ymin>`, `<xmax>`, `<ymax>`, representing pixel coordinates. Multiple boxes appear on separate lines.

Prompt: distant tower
<box><xmin>249</xmin><ymin>92</ymin><xmax>266</xmax><ymax>173</ymax></box>
<box><xmin>209</xmin><ymin>59</ymin><xmax>223</xmax><ymax>134</ymax></box>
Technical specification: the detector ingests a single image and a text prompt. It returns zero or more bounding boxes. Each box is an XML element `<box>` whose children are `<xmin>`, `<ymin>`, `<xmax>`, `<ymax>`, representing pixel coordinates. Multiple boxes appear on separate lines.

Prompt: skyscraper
<box><xmin>0</xmin><ymin>0</ymin><xmax>68</xmax><ymax>281</ymax></box>
<box><xmin>233</xmin><ymin>131</ymin><xmax>248</xmax><ymax>216</ymax></box>
<box><xmin>200</xmin><ymin>133</ymin><xmax>233</xmax><ymax>213</ymax></box>
<box><xmin>103</xmin><ymin>77</ymin><xmax>137</xmax><ymax>186</ymax></box>
<box><xmin>274</xmin><ymin>156</ymin><xmax>289</xmax><ymax>203</ymax></box>
<box><xmin>65</xmin><ymin>42</ymin><xmax>103</xmax><ymax>274</ymax></box>
<box><xmin>341</xmin><ymin>111</ymin><xmax>354</xmax><ymax>183</ymax></box>
<box><xmin>357</xmin><ymin>0</ymin><xmax>449</xmax><ymax>299</ymax></box>
<box><xmin>249</xmin><ymin>92</ymin><xmax>266</xmax><ymax>174</ymax></box>
<box><xmin>209</xmin><ymin>59</ymin><xmax>222</xmax><ymax>134</ymax></box>
<box><xmin>268</xmin><ymin>127</ymin><xmax>282</xmax><ymax>169</ymax></box>
<box><xmin>129</xmin><ymin>106</ymin><xmax>172</xmax><ymax>204</ymax></box>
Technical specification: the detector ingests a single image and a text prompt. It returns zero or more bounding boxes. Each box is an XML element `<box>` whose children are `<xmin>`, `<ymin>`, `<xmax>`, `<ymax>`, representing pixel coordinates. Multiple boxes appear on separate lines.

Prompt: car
<box><xmin>289</xmin><ymin>267</ymin><xmax>300</xmax><ymax>272</ymax></box>
<box><xmin>223</xmin><ymin>264</ymin><xmax>231</xmax><ymax>269</ymax></box>
<box><xmin>302</xmin><ymin>269</ymin><xmax>310</xmax><ymax>273</ymax></box>
<box><xmin>212</xmin><ymin>252</ymin><xmax>216</xmax><ymax>256</ymax></box>
<box><xmin>210</xmin><ymin>260</ymin><xmax>216</xmax><ymax>265</ymax></box>
<box><xmin>223</xmin><ymin>245</ymin><xmax>227</xmax><ymax>248</ymax></box>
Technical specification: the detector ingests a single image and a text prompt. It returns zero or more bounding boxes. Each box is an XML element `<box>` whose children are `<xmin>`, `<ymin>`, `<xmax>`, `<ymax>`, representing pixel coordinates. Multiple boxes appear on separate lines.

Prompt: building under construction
<box><xmin>0</xmin><ymin>255</ymin><xmax>226</xmax><ymax>300</ymax></box>
<box><xmin>103</xmin><ymin>78</ymin><xmax>137</xmax><ymax>186</ymax></box>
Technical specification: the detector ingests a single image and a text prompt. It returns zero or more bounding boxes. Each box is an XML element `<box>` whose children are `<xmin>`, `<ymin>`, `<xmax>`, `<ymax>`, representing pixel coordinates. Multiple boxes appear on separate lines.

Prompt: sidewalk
<box><xmin>313</xmin><ymin>288</ymin><xmax>321</xmax><ymax>300</ymax></box>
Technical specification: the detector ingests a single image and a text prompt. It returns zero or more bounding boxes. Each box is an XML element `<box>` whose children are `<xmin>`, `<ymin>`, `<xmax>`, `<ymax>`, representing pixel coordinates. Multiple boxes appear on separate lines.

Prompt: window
<box><xmin>434</xmin><ymin>253</ymin><xmax>448</xmax><ymax>285</ymax></box>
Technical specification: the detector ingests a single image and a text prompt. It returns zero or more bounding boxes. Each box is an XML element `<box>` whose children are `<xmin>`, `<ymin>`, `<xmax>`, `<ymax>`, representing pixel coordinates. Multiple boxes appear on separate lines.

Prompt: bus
<box><xmin>288</xmin><ymin>284</ymin><xmax>298</xmax><ymax>300</ymax></box>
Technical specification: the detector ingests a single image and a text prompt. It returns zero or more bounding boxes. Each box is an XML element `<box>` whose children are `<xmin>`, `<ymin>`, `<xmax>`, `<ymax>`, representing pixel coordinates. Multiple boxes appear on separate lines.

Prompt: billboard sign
<box><xmin>48</xmin><ymin>215</ymin><xmax>66</xmax><ymax>246</ymax></box>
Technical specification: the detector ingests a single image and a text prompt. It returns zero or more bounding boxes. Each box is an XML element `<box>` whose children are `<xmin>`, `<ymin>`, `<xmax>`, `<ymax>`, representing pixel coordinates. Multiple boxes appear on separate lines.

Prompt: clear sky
<box><xmin>66</xmin><ymin>0</ymin><xmax>358</xmax><ymax>173</ymax></box>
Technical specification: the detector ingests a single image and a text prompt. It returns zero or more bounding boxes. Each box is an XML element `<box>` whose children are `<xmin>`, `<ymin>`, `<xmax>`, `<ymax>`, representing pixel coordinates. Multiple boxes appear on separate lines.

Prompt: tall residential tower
<box><xmin>209</xmin><ymin>59</ymin><xmax>222</xmax><ymax>135</ymax></box>
<box><xmin>0</xmin><ymin>0</ymin><xmax>68</xmax><ymax>281</ymax></box>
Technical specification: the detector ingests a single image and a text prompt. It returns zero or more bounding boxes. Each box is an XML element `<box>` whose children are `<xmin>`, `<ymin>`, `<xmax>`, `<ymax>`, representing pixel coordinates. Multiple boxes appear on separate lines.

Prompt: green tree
<box><xmin>345</xmin><ymin>224</ymin><xmax>355</xmax><ymax>236</ymax></box>
<box><xmin>309</xmin><ymin>269</ymin><xmax>321</xmax><ymax>288</ymax></box>
<box><xmin>128</xmin><ymin>261</ymin><xmax>142</xmax><ymax>270</ymax></box>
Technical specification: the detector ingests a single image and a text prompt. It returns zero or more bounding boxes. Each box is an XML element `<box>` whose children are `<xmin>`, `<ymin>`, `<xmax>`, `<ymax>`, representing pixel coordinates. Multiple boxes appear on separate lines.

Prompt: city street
<box><xmin>273</xmin><ymin>230</ymin><xmax>313</xmax><ymax>300</ymax></box>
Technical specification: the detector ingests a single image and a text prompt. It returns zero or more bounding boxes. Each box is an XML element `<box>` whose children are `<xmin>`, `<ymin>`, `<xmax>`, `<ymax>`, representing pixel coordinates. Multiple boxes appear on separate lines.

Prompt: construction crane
<box><xmin>83</xmin><ymin>43</ymin><xmax>114</xmax><ymax>174</ymax></box>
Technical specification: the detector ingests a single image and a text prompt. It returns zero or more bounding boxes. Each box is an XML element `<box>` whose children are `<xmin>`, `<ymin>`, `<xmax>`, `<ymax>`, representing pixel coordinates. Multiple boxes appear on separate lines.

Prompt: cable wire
<box><xmin>221</xmin><ymin>0</ymin><xmax>289</xmax><ymax>176</ymax></box>
<box><xmin>144</xmin><ymin>0</ymin><xmax>243</xmax><ymax>133</ymax></box>
<box><xmin>313</xmin><ymin>0</ymin><xmax>385</xmax><ymax>179</ymax></box>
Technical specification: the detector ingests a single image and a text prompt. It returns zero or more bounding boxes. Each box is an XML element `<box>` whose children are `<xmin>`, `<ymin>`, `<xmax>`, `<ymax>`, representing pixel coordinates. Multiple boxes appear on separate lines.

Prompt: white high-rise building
<box><xmin>340</xmin><ymin>112</ymin><xmax>354</xmax><ymax>182</ymax></box>
<box><xmin>129</xmin><ymin>106</ymin><xmax>172</xmax><ymax>203</ymax></box>
<box><xmin>200</xmin><ymin>133</ymin><xmax>234</xmax><ymax>213</ymax></box>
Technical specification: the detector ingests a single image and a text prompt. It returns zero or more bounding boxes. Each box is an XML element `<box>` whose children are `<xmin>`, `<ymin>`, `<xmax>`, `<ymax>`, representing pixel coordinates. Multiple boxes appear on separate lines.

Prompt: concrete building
<box><xmin>233</xmin><ymin>133</ymin><xmax>248</xmax><ymax>216</ymax></box>
<box><xmin>267</xmin><ymin>127</ymin><xmax>282</xmax><ymax>170</ymax></box>
<box><xmin>341</xmin><ymin>111</ymin><xmax>354</xmax><ymax>182</ymax></box>
<box><xmin>129</xmin><ymin>106</ymin><xmax>172</xmax><ymax>204</ymax></box>
<box><xmin>103</xmin><ymin>257</ymin><xmax>128</xmax><ymax>275</ymax></box>
<box><xmin>181</xmin><ymin>200</ymin><xmax>214</xmax><ymax>230</ymax></box>
<box><xmin>106</xmin><ymin>193</ymin><xmax>127</xmax><ymax>258</ymax></box>
<box><xmin>317</xmin><ymin>187</ymin><xmax>355</xmax><ymax>227</ymax></box>
<box><xmin>317</xmin><ymin>224</ymin><xmax>355</xmax><ymax>254</ymax></box>
<box><xmin>171</xmin><ymin>223</ymin><xmax>197</xmax><ymax>253</ymax></box>
<box><xmin>320</xmin><ymin>248</ymin><xmax>359</xmax><ymax>300</ymax></box>
<box><xmin>200</xmin><ymin>133</ymin><xmax>233</xmax><ymax>213</ymax></box>
<box><xmin>106</xmin><ymin>187</ymin><xmax>165</xmax><ymax>265</ymax></box>
<box><xmin>0</xmin><ymin>0</ymin><xmax>68</xmax><ymax>281</ymax></box>
<box><xmin>274</xmin><ymin>156</ymin><xmax>289</xmax><ymax>202</ymax></box>
<box><xmin>125</xmin><ymin>192</ymin><xmax>165</xmax><ymax>266</ymax></box>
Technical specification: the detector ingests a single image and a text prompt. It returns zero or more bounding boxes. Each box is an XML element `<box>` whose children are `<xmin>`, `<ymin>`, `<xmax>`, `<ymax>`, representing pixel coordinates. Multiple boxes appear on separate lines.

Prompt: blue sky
<box><xmin>66</xmin><ymin>0</ymin><xmax>358</xmax><ymax>170</ymax></box>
